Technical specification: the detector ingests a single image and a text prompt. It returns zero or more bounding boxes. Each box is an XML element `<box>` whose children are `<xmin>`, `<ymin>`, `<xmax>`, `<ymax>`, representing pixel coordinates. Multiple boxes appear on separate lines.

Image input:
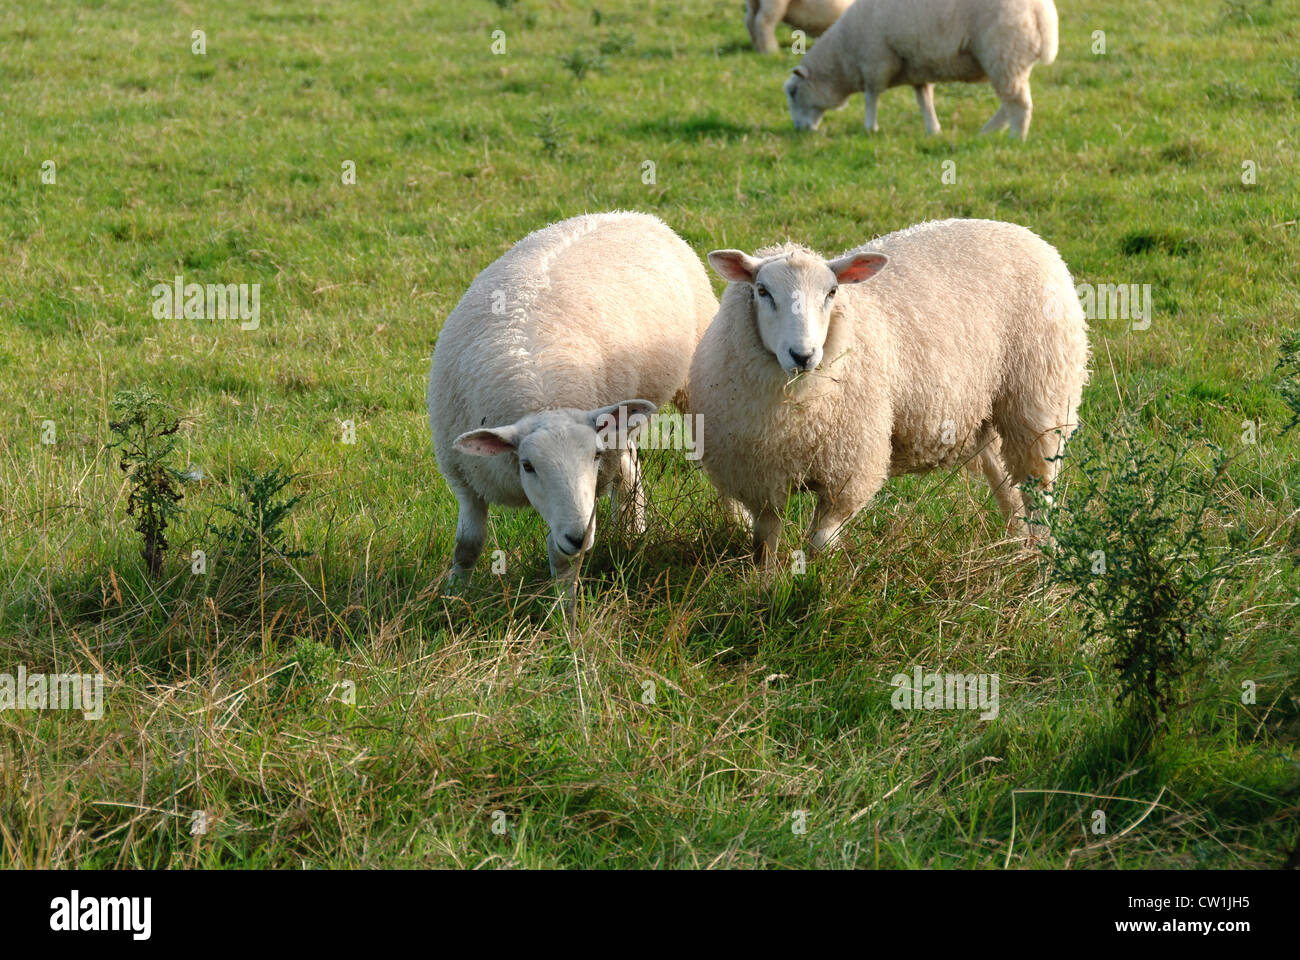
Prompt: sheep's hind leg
<box><xmin>974</xmin><ymin>436</ymin><xmax>1027</xmax><ymax>537</ymax></box>
<box><xmin>748</xmin><ymin>0</ymin><xmax>782</xmax><ymax>54</ymax></box>
<box><xmin>980</xmin><ymin>103</ymin><xmax>1009</xmax><ymax>134</ymax></box>
<box><xmin>449</xmin><ymin>490</ymin><xmax>488</xmax><ymax>587</ymax></box>
<box><xmin>808</xmin><ymin>495</ymin><xmax>857</xmax><ymax>556</ymax></box>
<box><xmin>914</xmin><ymin>84</ymin><xmax>940</xmax><ymax>134</ymax></box>
<box><xmin>990</xmin><ymin>75</ymin><xmax>1032</xmax><ymax>139</ymax></box>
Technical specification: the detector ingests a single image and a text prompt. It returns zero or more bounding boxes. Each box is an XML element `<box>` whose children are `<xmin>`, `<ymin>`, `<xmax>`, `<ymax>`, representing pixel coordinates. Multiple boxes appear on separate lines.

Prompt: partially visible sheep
<box><xmin>745</xmin><ymin>0</ymin><xmax>853</xmax><ymax>54</ymax></box>
<box><xmin>784</xmin><ymin>0</ymin><xmax>1059</xmax><ymax>138</ymax></box>
<box><xmin>687</xmin><ymin>218</ymin><xmax>1089</xmax><ymax>564</ymax></box>
<box><xmin>428</xmin><ymin>212</ymin><xmax>718</xmax><ymax>586</ymax></box>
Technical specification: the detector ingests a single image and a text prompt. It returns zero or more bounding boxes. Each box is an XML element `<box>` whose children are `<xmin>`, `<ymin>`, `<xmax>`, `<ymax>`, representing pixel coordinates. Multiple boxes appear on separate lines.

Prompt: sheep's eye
<box><xmin>521</xmin><ymin>460</ymin><xmax>535</xmax><ymax>474</ymax></box>
<box><xmin>593</xmin><ymin>451</ymin><xmax>602</xmax><ymax>462</ymax></box>
<box><xmin>756</xmin><ymin>285</ymin><xmax>772</xmax><ymax>301</ymax></box>
<box><xmin>828</xmin><ymin>287</ymin><xmax>838</xmax><ymax>298</ymax></box>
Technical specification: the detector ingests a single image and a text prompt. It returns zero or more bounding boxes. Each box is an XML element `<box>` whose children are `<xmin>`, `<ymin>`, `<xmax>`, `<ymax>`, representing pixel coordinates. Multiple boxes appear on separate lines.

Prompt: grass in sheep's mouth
<box><xmin>0</xmin><ymin>0</ymin><xmax>1297</xmax><ymax>869</ymax></box>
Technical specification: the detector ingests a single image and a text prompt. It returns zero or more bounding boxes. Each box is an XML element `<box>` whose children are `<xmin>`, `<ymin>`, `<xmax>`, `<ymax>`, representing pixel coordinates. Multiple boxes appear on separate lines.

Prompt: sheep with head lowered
<box><xmin>428</xmin><ymin>212</ymin><xmax>718</xmax><ymax>588</ymax></box>
<box><xmin>744</xmin><ymin>0</ymin><xmax>853</xmax><ymax>54</ymax></box>
<box><xmin>686</xmin><ymin>218</ymin><xmax>1089</xmax><ymax>565</ymax></box>
<box><xmin>784</xmin><ymin>0</ymin><xmax>1059</xmax><ymax>138</ymax></box>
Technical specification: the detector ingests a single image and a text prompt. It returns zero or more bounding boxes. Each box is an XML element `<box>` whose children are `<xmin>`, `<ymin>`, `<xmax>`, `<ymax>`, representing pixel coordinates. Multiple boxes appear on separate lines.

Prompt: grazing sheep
<box><xmin>428</xmin><ymin>212</ymin><xmax>718</xmax><ymax>587</ymax></box>
<box><xmin>745</xmin><ymin>0</ymin><xmax>853</xmax><ymax>54</ymax></box>
<box><xmin>784</xmin><ymin>0</ymin><xmax>1059</xmax><ymax>138</ymax></box>
<box><xmin>687</xmin><ymin>218</ymin><xmax>1089</xmax><ymax>565</ymax></box>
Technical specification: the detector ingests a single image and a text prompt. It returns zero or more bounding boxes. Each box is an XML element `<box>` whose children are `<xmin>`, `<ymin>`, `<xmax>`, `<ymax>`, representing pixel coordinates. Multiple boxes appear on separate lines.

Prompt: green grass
<box><xmin>1</xmin><ymin>0</ymin><xmax>1297</xmax><ymax>868</ymax></box>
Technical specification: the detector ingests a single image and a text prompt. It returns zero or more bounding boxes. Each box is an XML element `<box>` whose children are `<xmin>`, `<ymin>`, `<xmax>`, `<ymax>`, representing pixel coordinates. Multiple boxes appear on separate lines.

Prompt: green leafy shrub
<box><xmin>1025</xmin><ymin>417</ymin><xmax>1249</xmax><ymax>733</ymax></box>
<box><xmin>210</xmin><ymin>466</ymin><xmax>306</xmax><ymax>564</ymax></box>
<box><xmin>106</xmin><ymin>388</ymin><xmax>186</xmax><ymax>579</ymax></box>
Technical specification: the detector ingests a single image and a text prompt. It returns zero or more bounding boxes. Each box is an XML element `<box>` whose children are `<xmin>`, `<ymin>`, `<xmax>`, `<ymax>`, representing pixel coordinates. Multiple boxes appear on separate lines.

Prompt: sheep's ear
<box><xmin>828</xmin><ymin>252</ymin><xmax>888</xmax><ymax>284</ymax></box>
<box><xmin>707</xmin><ymin>250</ymin><xmax>761</xmax><ymax>284</ymax></box>
<box><xmin>589</xmin><ymin>399</ymin><xmax>656</xmax><ymax>441</ymax></box>
<box><xmin>454</xmin><ymin>426</ymin><xmax>519</xmax><ymax>456</ymax></box>
<box><xmin>792</xmin><ymin>65</ymin><xmax>809</xmax><ymax>79</ymax></box>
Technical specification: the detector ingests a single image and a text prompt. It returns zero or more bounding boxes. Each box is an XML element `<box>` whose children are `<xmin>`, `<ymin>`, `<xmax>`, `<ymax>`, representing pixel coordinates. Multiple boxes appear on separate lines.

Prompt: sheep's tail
<box><xmin>1035</xmin><ymin>0</ymin><xmax>1059</xmax><ymax>66</ymax></box>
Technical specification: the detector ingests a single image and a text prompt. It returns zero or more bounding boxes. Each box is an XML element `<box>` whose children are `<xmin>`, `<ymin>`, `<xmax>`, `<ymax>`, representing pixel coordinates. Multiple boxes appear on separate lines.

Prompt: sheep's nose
<box><xmin>560</xmin><ymin>531</ymin><xmax>586</xmax><ymax>555</ymax></box>
<box><xmin>789</xmin><ymin>349</ymin><xmax>814</xmax><ymax>370</ymax></box>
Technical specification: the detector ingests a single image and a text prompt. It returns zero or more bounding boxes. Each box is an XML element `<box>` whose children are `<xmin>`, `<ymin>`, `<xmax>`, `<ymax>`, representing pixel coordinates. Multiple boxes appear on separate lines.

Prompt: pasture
<box><xmin>1</xmin><ymin>0</ymin><xmax>1297</xmax><ymax>868</ymax></box>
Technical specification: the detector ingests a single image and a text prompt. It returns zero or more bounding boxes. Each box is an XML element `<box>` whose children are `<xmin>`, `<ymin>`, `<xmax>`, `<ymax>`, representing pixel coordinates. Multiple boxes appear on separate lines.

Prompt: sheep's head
<box><xmin>453</xmin><ymin>400</ymin><xmax>656</xmax><ymax>563</ymax></box>
<box><xmin>707</xmin><ymin>248</ymin><xmax>888</xmax><ymax>378</ymax></box>
<box><xmin>784</xmin><ymin>65</ymin><xmax>843</xmax><ymax>132</ymax></box>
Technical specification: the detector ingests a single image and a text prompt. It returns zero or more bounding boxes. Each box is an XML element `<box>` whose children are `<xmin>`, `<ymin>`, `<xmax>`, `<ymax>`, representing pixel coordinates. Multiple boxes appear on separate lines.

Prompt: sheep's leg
<box><xmin>450</xmin><ymin>491</ymin><xmax>488</xmax><ymax>586</ymax></box>
<box><xmin>724</xmin><ymin>496</ymin><xmax>753</xmax><ymax>532</ymax></box>
<box><xmin>990</xmin><ymin>76</ymin><xmax>1032</xmax><ymax>139</ymax></box>
<box><xmin>809</xmin><ymin>495</ymin><xmax>856</xmax><ymax>555</ymax></box>
<box><xmin>752</xmin><ymin>505</ymin><xmax>782</xmax><ymax>567</ymax></box>
<box><xmin>914</xmin><ymin>84</ymin><xmax>940</xmax><ymax>134</ymax></box>
<box><xmin>980</xmin><ymin>103</ymin><xmax>1009</xmax><ymax>134</ymax></box>
<box><xmin>995</xmin><ymin>418</ymin><xmax>1067</xmax><ymax>542</ymax></box>
<box><xmin>975</xmin><ymin>440</ymin><xmax>1027</xmax><ymax>537</ymax></box>
<box><xmin>748</xmin><ymin>0</ymin><xmax>783</xmax><ymax>54</ymax></box>
<box><xmin>612</xmin><ymin>444</ymin><xmax>646</xmax><ymax>536</ymax></box>
<box><xmin>863</xmin><ymin>88</ymin><xmax>880</xmax><ymax>132</ymax></box>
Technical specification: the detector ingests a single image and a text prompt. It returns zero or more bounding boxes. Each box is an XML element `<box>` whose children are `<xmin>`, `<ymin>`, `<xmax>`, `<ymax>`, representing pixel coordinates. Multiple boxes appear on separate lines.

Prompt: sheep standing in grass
<box><xmin>687</xmin><ymin>218</ymin><xmax>1088</xmax><ymax>565</ymax></box>
<box><xmin>428</xmin><ymin>212</ymin><xmax>717</xmax><ymax>588</ymax></box>
<box><xmin>745</xmin><ymin>0</ymin><xmax>853</xmax><ymax>54</ymax></box>
<box><xmin>784</xmin><ymin>0</ymin><xmax>1058</xmax><ymax>138</ymax></box>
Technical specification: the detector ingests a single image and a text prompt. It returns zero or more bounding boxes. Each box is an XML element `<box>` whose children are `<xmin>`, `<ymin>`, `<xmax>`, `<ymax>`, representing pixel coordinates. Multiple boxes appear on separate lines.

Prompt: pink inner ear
<box><xmin>458</xmin><ymin>431</ymin><xmax>512</xmax><ymax>456</ymax></box>
<box><xmin>836</xmin><ymin>255</ymin><xmax>886</xmax><ymax>283</ymax></box>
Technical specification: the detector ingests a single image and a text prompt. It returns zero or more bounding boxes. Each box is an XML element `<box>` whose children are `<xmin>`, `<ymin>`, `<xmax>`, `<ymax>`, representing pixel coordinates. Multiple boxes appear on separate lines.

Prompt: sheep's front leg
<box><xmin>450</xmin><ymin>491</ymin><xmax>488</xmax><ymax>587</ymax></box>
<box><xmin>914</xmin><ymin>84</ymin><xmax>940</xmax><ymax>134</ymax></box>
<box><xmin>863</xmin><ymin>88</ymin><xmax>880</xmax><ymax>132</ymax></box>
<box><xmin>611</xmin><ymin>444</ymin><xmax>646</xmax><ymax>536</ymax></box>
<box><xmin>752</xmin><ymin>505</ymin><xmax>782</xmax><ymax>567</ymax></box>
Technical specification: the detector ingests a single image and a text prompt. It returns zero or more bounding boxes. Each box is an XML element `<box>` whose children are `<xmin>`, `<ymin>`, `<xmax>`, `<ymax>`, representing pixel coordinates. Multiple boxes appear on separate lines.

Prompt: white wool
<box><xmin>784</xmin><ymin>0</ymin><xmax>1059</xmax><ymax>138</ymax></box>
<box><xmin>428</xmin><ymin>211</ymin><xmax>717</xmax><ymax>584</ymax></box>
<box><xmin>687</xmin><ymin>218</ymin><xmax>1090</xmax><ymax>563</ymax></box>
<box><xmin>744</xmin><ymin>0</ymin><xmax>853</xmax><ymax>54</ymax></box>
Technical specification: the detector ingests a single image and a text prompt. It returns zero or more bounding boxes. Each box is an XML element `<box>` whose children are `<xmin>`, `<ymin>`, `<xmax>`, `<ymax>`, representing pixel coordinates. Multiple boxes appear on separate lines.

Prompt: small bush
<box><xmin>1025</xmin><ymin>417</ymin><xmax>1249</xmax><ymax>734</ymax></box>
<box><xmin>106</xmin><ymin>388</ymin><xmax>187</xmax><ymax>579</ymax></box>
<box><xmin>210</xmin><ymin>466</ymin><xmax>307</xmax><ymax>565</ymax></box>
<box><xmin>1275</xmin><ymin>329</ymin><xmax>1300</xmax><ymax>433</ymax></box>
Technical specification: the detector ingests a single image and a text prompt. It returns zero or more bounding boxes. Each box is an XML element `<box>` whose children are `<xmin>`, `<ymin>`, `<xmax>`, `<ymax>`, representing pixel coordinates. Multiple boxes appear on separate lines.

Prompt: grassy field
<box><xmin>1</xmin><ymin>0</ymin><xmax>1298</xmax><ymax>869</ymax></box>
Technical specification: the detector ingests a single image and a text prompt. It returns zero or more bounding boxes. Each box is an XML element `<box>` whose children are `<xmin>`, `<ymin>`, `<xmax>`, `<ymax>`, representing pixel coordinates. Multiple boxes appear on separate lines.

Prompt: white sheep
<box><xmin>687</xmin><ymin>218</ymin><xmax>1089</xmax><ymax>564</ymax></box>
<box><xmin>784</xmin><ymin>0</ymin><xmax>1059</xmax><ymax>138</ymax></box>
<box><xmin>745</xmin><ymin>0</ymin><xmax>853</xmax><ymax>54</ymax></box>
<box><xmin>428</xmin><ymin>212</ymin><xmax>717</xmax><ymax>586</ymax></box>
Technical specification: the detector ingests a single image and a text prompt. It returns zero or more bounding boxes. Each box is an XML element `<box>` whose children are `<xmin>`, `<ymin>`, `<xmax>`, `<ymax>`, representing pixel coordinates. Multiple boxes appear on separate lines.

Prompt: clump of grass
<box><xmin>106</xmin><ymin>388</ymin><xmax>186</xmax><ymax>580</ymax></box>
<box><xmin>534</xmin><ymin>107</ymin><xmax>570</xmax><ymax>158</ymax></box>
<box><xmin>599</xmin><ymin>30</ymin><xmax>636</xmax><ymax>56</ymax></box>
<box><xmin>1026</xmin><ymin>417</ymin><xmax>1250</xmax><ymax>736</ymax></box>
<box><xmin>560</xmin><ymin>48</ymin><xmax>606</xmax><ymax>80</ymax></box>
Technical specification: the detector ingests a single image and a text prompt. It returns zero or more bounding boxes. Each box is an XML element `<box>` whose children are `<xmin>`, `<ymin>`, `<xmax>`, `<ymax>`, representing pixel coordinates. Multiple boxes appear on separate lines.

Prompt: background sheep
<box><xmin>784</xmin><ymin>0</ymin><xmax>1059</xmax><ymax>138</ymax></box>
<box><xmin>428</xmin><ymin>211</ymin><xmax>718</xmax><ymax>586</ymax></box>
<box><xmin>687</xmin><ymin>218</ymin><xmax>1089</xmax><ymax>564</ymax></box>
<box><xmin>744</xmin><ymin>0</ymin><xmax>853</xmax><ymax>54</ymax></box>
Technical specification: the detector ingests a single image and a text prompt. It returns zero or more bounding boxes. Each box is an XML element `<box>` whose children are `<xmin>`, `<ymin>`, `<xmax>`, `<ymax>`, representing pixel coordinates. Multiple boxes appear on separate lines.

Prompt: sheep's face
<box><xmin>785</xmin><ymin>66</ymin><xmax>842</xmax><ymax>132</ymax></box>
<box><xmin>453</xmin><ymin>401</ymin><xmax>657</xmax><ymax>561</ymax></box>
<box><xmin>707</xmin><ymin>249</ymin><xmax>889</xmax><ymax>379</ymax></box>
